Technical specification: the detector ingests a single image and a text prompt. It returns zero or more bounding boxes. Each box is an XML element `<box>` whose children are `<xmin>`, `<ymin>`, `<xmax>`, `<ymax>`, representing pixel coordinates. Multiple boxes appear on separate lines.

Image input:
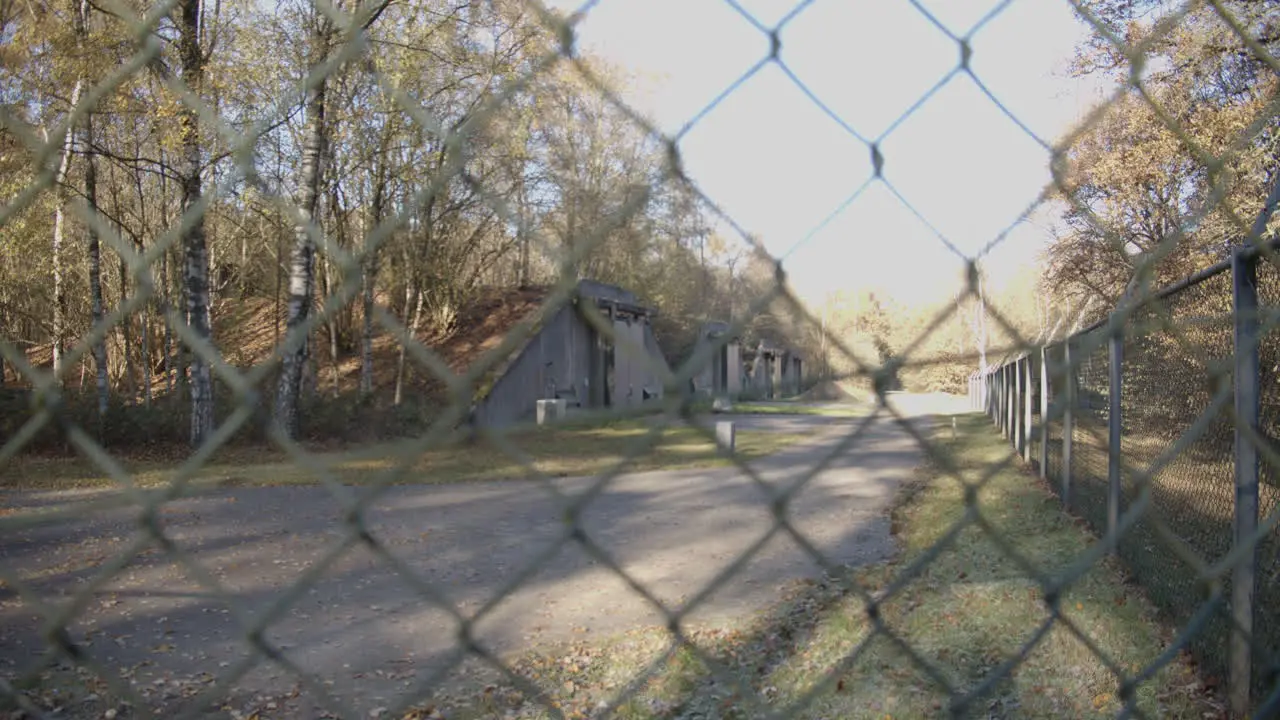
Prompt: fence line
<box><xmin>969</xmin><ymin>242</ymin><xmax>1279</xmax><ymax>716</ymax></box>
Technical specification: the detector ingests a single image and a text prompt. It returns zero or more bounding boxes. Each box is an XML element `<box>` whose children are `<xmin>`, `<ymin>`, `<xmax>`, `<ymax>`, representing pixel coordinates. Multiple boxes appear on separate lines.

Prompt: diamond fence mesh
<box><xmin>3</xmin><ymin>0</ymin><xmax>1280</xmax><ymax>718</ymax></box>
<box><xmin>1121</xmin><ymin>270</ymin><xmax>1235</xmax><ymax>691</ymax></box>
<box><xmin>1069</xmin><ymin>326</ymin><xmax>1113</xmax><ymax>536</ymax></box>
<box><xmin>999</xmin><ymin>258</ymin><xmax>1280</xmax><ymax>715</ymax></box>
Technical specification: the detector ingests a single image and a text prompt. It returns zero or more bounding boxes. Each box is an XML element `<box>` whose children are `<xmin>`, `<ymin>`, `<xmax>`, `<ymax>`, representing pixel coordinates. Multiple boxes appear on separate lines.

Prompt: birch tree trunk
<box><xmin>275</xmin><ymin>16</ymin><xmax>331</xmax><ymax>438</ymax></box>
<box><xmin>49</xmin><ymin>74</ymin><xmax>82</xmax><ymax>382</ymax></box>
<box><xmin>394</xmin><ymin>285</ymin><xmax>423</xmax><ymax>407</ymax></box>
<box><xmin>178</xmin><ymin>0</ymin><xmax>214</xmax><ymax>445</ymax></box>
<box><xmin>323</xmin><ymin>254</ymin><xmax>339</xmax><ymax>398</ymax></box>
<box><xmin>325</xmin><ymin>188</ymin><xmax>342</xmax><ymax>398</ymax></box>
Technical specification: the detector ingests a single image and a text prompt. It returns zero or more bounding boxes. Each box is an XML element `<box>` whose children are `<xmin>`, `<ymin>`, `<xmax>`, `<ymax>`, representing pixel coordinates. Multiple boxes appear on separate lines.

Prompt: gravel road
<box><xmin>0</xmin><ymin>396</ymin><xmax>954</xmax><ymax>717</ymax></box>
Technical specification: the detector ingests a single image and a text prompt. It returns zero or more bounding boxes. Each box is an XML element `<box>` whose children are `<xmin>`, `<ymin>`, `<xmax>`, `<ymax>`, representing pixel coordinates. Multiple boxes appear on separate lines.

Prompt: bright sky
<box><xmin>543</xmin><ymin>0</ymin><xmax>1112</xmax><ymax>309</ymax></box>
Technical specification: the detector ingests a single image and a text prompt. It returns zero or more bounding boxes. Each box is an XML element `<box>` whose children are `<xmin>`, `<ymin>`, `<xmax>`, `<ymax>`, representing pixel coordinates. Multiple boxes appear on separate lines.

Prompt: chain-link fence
<box><xmin>977</xmin><ymin>248</ymin><xmax>1280</xmax><ymax>716</ymax></box>
<box><xmin>4</xmin><ymin>0</ymin><xmax>1280</xmax><ymax>717</ymax></box>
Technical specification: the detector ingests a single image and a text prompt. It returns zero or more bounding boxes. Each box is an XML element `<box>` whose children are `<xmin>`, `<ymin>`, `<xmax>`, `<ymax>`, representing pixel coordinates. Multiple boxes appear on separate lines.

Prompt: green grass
<box><xmin>730</xmin><ymin>402</ymin><xmax>867</xmax><ymax>418</ymax></box>
<box><xmin>0</xmin><ymin>419</ymin><xmax>808</xmax><ymax>492</ymax></box>
<box><xmin>690</xmin><ymin>399</ymin><xmax>868</xmax><ymax>418</ymax></box>
<box><xmin>415</xmin><ymin>412</ymin><xmax>1220</xmax><ymax>720</ymax></box>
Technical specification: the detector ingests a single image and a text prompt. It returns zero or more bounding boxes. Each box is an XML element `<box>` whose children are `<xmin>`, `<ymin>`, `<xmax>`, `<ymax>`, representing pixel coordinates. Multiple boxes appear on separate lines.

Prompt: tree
<box><xmin>175</xmin><ymin>0</ymin><xmax>215</xmax><ymax>446</ymax></box>
<box><xmin>274</xmin><ymin>2</ymin><xmax>335</xmax><ymax>439</ymax></box>
<box><xmin>1047</xmin><ymin>0</ymin><xmax>1280</xmax><ymax>311</ymax></box>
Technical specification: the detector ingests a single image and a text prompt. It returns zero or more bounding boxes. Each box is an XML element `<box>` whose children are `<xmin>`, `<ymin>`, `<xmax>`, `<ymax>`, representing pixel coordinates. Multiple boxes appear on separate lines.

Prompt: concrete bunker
<box><xmin>741</xmin><ymin>342</ymin><xmax>804</xmax><ymax>400</ymax></box>
<box><xmin>469</xmin><ymin>280</ymin><xmax>670</xmax><ymax>428</ymax></box>
<box><xmin>687</xmin><ymin>321</ymin><xmax>743</xmax><ymax>399</ymax></box>
<box><xmin>780</xmin><ymin>349</ymin><xmax>804</xmax><ymax>398</ymax></box>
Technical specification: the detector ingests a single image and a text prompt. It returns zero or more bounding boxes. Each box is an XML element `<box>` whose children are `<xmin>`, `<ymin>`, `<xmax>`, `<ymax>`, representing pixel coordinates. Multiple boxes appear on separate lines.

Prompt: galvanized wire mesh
<box><xmin>1121</xmin><ymin>271</ymin><xmax>1234</xmax><ymax>689</ymax></box>
<box><xmin>3</xmin><ymin>0</ymin><xmax>1280</xmax><ymax>718</ymax></box>
<box><xmin>1068</xmin><ymin>328</ymin><xmax>1113</xmax><ymax>535</ymax></box>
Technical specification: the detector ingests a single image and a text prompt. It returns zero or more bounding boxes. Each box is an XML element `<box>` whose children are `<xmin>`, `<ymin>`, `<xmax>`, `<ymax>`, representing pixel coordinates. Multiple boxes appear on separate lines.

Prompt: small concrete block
<box><xmin>716</xmin><ymin>421</ymin><xmax>736</xmax><ymax>453</ymax></box>
<box><xmin>536</xmin><ymin>399</ymin><xmax>566</xmax><ymax>425</ymax></box>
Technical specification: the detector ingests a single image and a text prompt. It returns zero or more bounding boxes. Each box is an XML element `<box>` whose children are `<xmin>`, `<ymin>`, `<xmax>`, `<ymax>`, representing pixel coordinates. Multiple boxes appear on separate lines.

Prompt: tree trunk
<box><xmin>131</xmin><ymin>130</ymin><xmax>153</xmax><ymax>407</ymax></box>
<box><xmin>49</xmin><ymin>75</ymin><xmax>82</xmax><ymax>382</ymax></box>
<box><xmin>323</xmin><ymin>254</ymin><xmax>339</xmax><ymax>398</ymax></box>
<box><xmin>85</xmin><ymin>115</ymin><xmax>108</xmax><ymax>425</ymax></box>
<box><xmin>142</xmin><ymin>299</ymin><xmax>152</xmax><ymax>406</ymax></box>
<box><xmin>177</xmin><ymin>220</ymin><xmax>190</xmax><ymax>402</ymax></box>
<box><xmin>360</xmin><ymin>171</ymin><xmax>384</xmax><ymax>400</ymax></box>
<box><xmin>107</xmin><ymin>173</ymin><xmax>136</xmax><ymax>404</ymax></box>
<box><xmin>325</xmin><ymin>189</ymin><xmax>341</xmax><ymax>398</ymax></box>
<box><xmin>273</xmin><ymin>209</ymin><xmax>282</xmax><ymax>348</ymax></box>
<box><xmin>393</xmin><ymin>271</ymin><xmax>420</xmax><ymax>407</ymax></box>
<box><xmin>274</xmin><ymin>17</ymin><xmax>331</xmax><ymax>438</ymax></box>
<box><xmin>178</xmin><ymin>0</ymin><xmax>214</xmax><ymax>445</ymax></box>
<box><xmin>162</xmin><ymin>249</ymin><xmax>172</xmax><ymax>396</ymax></box>
<box><xmin>137</xmin><ymin>235</ymin><xmax>152</xmax><ymax>406</ymax></box>
<box><xmin>70</xmin><ymin>0</ymin><xmax>107</xmax><ymax>422</ymax></box>
<box><xmin>517</xmin><ymin>180</ymin><xmax>529</xmax><ymax>287</ymax></box>
<box><xmin>119</xmin><ymin>247</ymin><xmax>136</xmax><ymax>403</ymax></box>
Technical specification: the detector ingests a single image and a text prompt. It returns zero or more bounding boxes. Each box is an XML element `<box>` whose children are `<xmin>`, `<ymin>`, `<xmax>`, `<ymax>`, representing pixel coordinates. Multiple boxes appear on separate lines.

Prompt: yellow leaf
<box><xmin>1076</xmin><ymin>602</ymin><xmax>1083</xmax><ymax>610</ymax></box>
<box><xmin>1092</xmin><ymin>692</ymin><xmax>1111</xmax><ymax>708</ymax></box>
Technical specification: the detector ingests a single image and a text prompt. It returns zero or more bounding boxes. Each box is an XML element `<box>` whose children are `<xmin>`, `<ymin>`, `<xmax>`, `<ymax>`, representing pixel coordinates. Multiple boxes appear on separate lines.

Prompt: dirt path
<box><xmin>0</xmin><ymin>397</ymin><xmax>952</xmax><ymax>718</ymax></box>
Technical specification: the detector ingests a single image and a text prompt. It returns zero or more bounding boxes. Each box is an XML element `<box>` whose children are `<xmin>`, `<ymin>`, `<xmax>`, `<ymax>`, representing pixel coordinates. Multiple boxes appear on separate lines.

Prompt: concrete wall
<box><xmin>472</xmin><ymin>303</ymin><xmax>592</xmax><ymax>428</ymax></box>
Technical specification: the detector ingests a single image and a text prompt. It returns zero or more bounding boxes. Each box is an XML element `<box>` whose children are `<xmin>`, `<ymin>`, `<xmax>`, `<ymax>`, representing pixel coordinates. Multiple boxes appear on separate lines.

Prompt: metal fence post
<box><xmin>1230</xmin><ymin>247</ymin><xmax>1260</xmax><ymax>718</ymax></box>
<box><xmin>988</xmin><ymin>370</ymin><xmax>994</xmax><ymax>423</ymax></box>
<box><xmin>1063</xmin><ymin>339</ymin><xmax>1074</xmax><ymax>508</ymax></box>
<box><xmin>1005</xmin><ymin>364</ymin><xmax>1014</xmax><ymax>441</ymax></box>
<box><xmin>1039</xmin><ymin>346</ymin><xmax>1050</xmax><ymax>478</ymax></box>
<box><xmin>1107</xmin><ymin>329</ymin><xmax>1123</xmax><ymax>553</ymax></box>
<box><xmin>1023</xmin><ymin>354</ymin><xmax>1034</xmax><ymax>464</ymax></box>
<box><xmin>987</xmin><ymin>371</ymin><xmax>992</xmax><ymax>418</ymax></box>
<box><xmin>1011</xmin><ymin>361</ymin><xmax>1020</xmax><ymax>447</ymax></box>
<box><xmin>1002</xmin><ymin>366</ymin><xmax>1008</xmax><ymax>434</ymax></box>
<box><xmin>1014</xmin><ymin>357</ymin><xmax>1024</xmax><ymax>455</ymax></box>
<box><xmin>989</xmin><ymin>370</ymin><xmax>996</xmax><ymax>424</ymax></box>
<box><xmin>988</xmin><ymin>370</ymin><xmax>995</xmax><ymax>423</ymax></box>
<box><xmin>1018</xmin><ymin>356</ymin><xmax>1028</xmax><ymax>457</ymax></box>
<box><xmin>983</xmin><ymin>371</ymin><xmax>993</xmax><ymax>417</ymax></box>
<box><xmin>997</xmin><ymin>366</ymin><xmax>1003</xmax><ymax>430</ymax></box>
<box><xmin>996</xmin><ymin>366</ymin><xmax>1003</xmax><ymax>430</ymax></box>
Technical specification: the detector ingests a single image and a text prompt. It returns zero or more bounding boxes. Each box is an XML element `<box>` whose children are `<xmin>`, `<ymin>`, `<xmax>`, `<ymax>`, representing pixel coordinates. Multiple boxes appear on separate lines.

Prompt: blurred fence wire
<box><xmin>3</xmin><ymin>0</ymin><xmax>1280</xmax><ymax>717</ymax></box>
